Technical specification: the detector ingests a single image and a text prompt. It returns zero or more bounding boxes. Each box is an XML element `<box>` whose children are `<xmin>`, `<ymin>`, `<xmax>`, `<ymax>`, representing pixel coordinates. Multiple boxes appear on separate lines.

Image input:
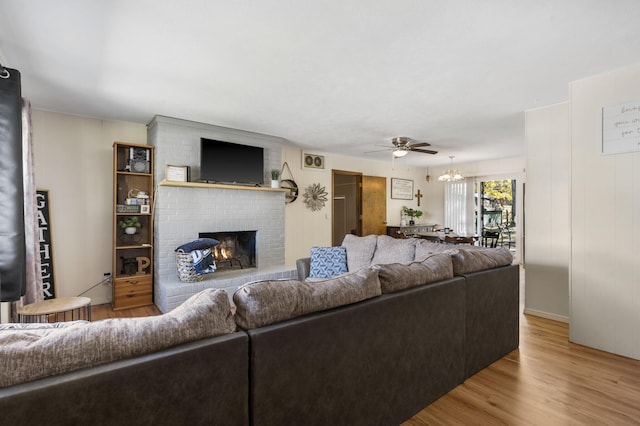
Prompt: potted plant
<box><xmin>402</xmin><ymin>206</ymin><xmax>423</xmax><ymax>225</ymax></box>
<box><xmin>118</xmin><ymin>216</ymin><xmax>141</xmax><ymax>234</ymax></box>
<box><xmin>270</xmin><ymin>169</ymin><xmax>281</xmax><ymax>189</ymax></box>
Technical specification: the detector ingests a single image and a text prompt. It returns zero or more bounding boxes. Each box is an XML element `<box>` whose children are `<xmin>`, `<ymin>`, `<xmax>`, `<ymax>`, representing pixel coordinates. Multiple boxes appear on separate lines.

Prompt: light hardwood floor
<box><xmin>404</xmin><ymin>313</ymin><xmax>640</xmax><ymax>425</ymax></box>
<box><xmin>90</xmin><ymin>303</ymin><xmax>161</xmax><ymax>320</ymax></box>
<box><xmin>91</xmin><ymin>297</ymin><xmax>640</xmax><ymax>425</ymax></box>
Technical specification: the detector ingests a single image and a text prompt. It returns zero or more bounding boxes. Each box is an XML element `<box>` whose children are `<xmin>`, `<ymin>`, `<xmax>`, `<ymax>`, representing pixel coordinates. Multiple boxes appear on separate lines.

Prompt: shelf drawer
<box><xmin>113</xmin><ymin>275</ymin><xmax>152</xmax><ymax>310</ymax></box>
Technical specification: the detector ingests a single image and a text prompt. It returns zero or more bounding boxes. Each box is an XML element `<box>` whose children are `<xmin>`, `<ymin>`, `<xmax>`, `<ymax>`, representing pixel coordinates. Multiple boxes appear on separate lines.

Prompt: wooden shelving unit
<box><xmin>112</xmin><ymin>142</ymin><xmax>154</xmax><ymax>310</ymax></box>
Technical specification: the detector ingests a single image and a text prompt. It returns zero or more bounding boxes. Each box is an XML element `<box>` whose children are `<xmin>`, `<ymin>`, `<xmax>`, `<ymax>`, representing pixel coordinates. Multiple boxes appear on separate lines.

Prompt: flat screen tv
<box><xmin>200</xmin><ymin>138</ymin><xmax>264</xmax><ymax>185</ymax></box>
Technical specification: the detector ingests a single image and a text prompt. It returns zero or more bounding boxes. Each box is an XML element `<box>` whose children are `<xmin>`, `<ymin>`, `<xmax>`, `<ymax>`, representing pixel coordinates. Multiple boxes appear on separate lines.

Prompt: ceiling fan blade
<box><xmin>407</xmin><ymin>142</ymin><xmax>432</xmax><ymax>148</ymax></box>
<box><xmin>411</xmin><ymin>148</ymin><xmax>438</xmax><ymax>155</ymax></box>
<box><xmin>364</xmin><ymin>148</ymin><xmax>392</xmax><ymax>154</ymax></box>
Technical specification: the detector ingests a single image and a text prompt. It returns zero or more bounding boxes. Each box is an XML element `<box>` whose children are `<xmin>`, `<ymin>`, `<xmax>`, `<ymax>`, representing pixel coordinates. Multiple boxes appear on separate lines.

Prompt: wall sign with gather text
<box><xmin>36</xmin><ymin>190</ymin><xmax>56</xmax><ymax>299</ymax></box>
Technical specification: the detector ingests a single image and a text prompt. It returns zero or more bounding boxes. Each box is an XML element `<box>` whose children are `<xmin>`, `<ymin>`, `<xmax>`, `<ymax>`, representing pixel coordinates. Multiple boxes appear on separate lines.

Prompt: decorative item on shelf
<box><xmin>127</xmin><ymin>188</ymin><xmax>150</xmax><ymax>205</ymax></box>
<box><xmin>165</xmin><ymin>165</ymin><xmax>189</xmax><ymax>182</ymax></box>
<box><xmin>118</xmin><ymin>216</ymin><xmax>141</xmax><ymax>235</ymax></box>
<box><xmin>116</xmin><ymin>204</ymin><xmax>140</xmax><ymax>213</ymax></box>
<box><xmin>438</xmin><ymin>156</ymin><xmax>464</xmax><ymax>182</ymax></box>
<box><xmin>279</xmin><ymin>161</ymin><xmax>298</xmax><ymax>204</ymax></box>
<box><xmin>120</xmin><ymin>256</ymin><xmax>138</xmax><ymax>275</ymax></box>
<box><xmin>402</xmin><ymin>206</ymin><xmax>423</xmax><ymax>225</ymax></box>
<box><xmin>281</xmin><ymin>179</ymin><xmax>298</xmax><ymax>203</ymax></box>
<box><xmin>270</xmin><ymin>169</ymin><xmax>281</xmax><ymax>189</ymax></box>
<box><xmin>129</xmin><ymin>147</ymin><xmax>150</xmax><ymax>173</ymax></box>
<box><xmin>303</xmin><ymin>183</ymin><xmax>328</xmax><ymax>211</ymax></box>
<box><xmin>136</xmin><ymin>256</ymin><xmax>151</xmax><ymax>275</ymax></box>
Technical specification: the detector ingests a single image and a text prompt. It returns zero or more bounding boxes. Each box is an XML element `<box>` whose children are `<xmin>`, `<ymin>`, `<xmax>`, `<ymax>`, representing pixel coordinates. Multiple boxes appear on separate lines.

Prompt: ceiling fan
<box><xmin>368</xmin><ymin>137</ymin><xmax>438</xmax><ymax>158</ymax></box>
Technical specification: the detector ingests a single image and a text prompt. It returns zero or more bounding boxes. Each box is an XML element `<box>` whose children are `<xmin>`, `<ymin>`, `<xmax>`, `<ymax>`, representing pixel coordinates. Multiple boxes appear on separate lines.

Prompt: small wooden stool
<box><xmin>17</xmin><ymin>296</ymin><xmax>92</xmax><ymax>323</ymax></box>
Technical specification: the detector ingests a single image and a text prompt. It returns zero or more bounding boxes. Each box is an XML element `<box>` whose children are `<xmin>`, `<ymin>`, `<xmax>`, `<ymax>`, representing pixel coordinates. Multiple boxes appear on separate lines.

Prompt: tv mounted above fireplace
<box><xmin>200</xmin><ymin>138</ymin><xmax>264</xmax><ymax>185</ymax></box>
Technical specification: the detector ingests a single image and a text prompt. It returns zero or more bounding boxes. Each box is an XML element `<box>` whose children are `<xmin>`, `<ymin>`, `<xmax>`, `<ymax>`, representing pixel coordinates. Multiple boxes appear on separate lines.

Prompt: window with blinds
<box><xmin>444</xmin><ymin>179</ymin><xmax>475</xmax><ymax>235</ymax></box>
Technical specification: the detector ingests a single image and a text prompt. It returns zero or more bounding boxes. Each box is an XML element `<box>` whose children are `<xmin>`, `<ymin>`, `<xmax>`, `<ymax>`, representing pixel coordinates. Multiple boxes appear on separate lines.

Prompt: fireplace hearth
<box><xmin>200</xmin><ymin>231</ymin><xmax>257</xmax><ymax>271</ymax></box>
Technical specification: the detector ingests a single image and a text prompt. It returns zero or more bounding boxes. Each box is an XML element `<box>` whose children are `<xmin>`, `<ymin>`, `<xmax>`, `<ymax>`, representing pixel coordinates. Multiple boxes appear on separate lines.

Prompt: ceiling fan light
<box><xmin>393</xmin><ymin>149</ymin><xmax>408</xmax><ymax>158</ymax></box>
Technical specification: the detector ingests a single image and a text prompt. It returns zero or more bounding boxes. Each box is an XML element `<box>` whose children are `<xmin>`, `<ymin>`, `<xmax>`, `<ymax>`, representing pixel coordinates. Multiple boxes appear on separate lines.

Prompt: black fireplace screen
<box><xmin>199</xmin><ymin>231</ymin><xmax>256</xmax><ymax>270</ymax></box>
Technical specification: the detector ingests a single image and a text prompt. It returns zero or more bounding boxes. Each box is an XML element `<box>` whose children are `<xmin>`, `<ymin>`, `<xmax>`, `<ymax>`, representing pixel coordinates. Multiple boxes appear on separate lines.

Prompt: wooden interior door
<box><xmin>332</xmin><ymin>170</ymin><xmax>362</xmax><ymax>245</ymax></box>
<box><xmin>362</xmin><ymin>175</ymin><xmax>387</xmax><ymax>236</ymax></box>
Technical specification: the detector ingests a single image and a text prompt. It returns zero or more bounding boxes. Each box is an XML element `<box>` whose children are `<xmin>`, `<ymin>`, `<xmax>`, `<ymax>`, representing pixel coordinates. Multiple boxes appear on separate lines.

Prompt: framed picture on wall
<box><xmin>391</xmin><ymin>178</ymin><xmax>413</xmax><ymax>200</ymax></box>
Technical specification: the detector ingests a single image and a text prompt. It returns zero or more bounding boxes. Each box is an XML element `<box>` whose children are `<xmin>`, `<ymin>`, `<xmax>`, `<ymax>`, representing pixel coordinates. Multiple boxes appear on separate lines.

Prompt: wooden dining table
<box><xmin>417</xmin><ymin>231</ymin><xmax>477</xmax><ymax>244</ymax></box>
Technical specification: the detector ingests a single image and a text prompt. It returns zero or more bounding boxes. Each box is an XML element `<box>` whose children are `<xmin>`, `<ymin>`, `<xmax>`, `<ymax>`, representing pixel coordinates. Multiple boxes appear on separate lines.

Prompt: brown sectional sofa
<box><xmin>0</xmin><ymin>235</ymin><xmax>519</xmax><ymax>426</ymax></box>
<box><xmin>0</xmin><ymin>288</ymin><xmax>249</xmax><ymax>425</ymax></box>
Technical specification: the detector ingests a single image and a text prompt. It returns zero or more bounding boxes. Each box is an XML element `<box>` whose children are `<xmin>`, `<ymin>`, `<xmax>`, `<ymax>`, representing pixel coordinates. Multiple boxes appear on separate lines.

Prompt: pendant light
<box><xmin>438</xmin><ymin>156</ymin><xmax>464</xmax><ymax>182</ymax></box>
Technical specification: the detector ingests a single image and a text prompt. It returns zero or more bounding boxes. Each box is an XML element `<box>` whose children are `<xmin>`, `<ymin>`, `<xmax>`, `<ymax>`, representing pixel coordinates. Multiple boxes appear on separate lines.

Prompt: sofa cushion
<box><xmin>309</xmin><ymin>246</ymin><xmax>348</xmax><ymax>279</ymax></box>
<box><xmin>0</xmin><ymin>321</ymin><xmax>90</xmax><ymax>336</ymax></box>
<box><xmin>341</xmin><ymin>234</ymin><xmax>378</xmax><ymax>271</ymax></box>
<box><xmin>233</xmin><ymin>267</ymin><xmax>382</xmax><ymax>329</ymax></box>
<box><xmin>0</xmin><ymin>288</ymin><xmax>236</xmax><ymax>388</ymax></box>
<box><xmin>371</xmin><ymin>235</ymin><xmax>416</xmax><ymax>265</ymax></box>
<box><xmin>450</xmin><ymin>247</ymin><xmax>513</xmax><ymax>274</ymax></box>
<box><xmin>414</xmin><ymin>239</ymin><xmax>454</xmax><ymax>259</ymax></box>
<box><xmin>374</xmin><ymin>253</ymin><xmax>454</xmax><ymax>293</ymax></box>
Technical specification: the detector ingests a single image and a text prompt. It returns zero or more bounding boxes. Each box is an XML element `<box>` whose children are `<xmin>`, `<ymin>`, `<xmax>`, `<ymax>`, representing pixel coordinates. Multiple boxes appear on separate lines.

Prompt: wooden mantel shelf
<box><xmin>158</xmin><ymin>180</ymin><xmax>289</xmax><ymax>192</ymax></box>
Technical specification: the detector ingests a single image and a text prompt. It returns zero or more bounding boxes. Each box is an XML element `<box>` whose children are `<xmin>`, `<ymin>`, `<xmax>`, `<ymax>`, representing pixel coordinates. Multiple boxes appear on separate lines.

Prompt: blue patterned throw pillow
<box><xmin>309</xmin><ymin>246</ymin><xmax>348</xmax><ymax>279</ymax></box>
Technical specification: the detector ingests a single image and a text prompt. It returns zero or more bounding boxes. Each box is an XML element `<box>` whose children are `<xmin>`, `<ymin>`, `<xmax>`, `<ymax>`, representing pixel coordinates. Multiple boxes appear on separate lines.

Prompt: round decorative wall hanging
<box><xmin>303</xmin><ymin>183</ymin><xmax>328</xmax><ymax>211</ymax></box>
<box><xmin>279</xmin><ymin>162</ymin><xmax>299</xmax><ymax>204</ymax></box>
<box><xmin>281</xmin><ymin>179</ymin><xmax>298</xmax><ymax>203</ymax></box>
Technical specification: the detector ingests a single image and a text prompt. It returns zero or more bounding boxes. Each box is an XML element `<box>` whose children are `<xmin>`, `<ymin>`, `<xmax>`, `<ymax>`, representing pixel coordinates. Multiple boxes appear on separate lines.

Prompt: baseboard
<box><xmin>523</xmin><ymin>308</ymin><xmax>569</xmax><ymax>323</ymax></box>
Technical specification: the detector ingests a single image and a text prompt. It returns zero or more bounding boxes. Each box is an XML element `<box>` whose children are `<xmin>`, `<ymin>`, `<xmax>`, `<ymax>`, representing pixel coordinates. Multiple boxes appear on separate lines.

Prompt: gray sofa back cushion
<box><xmin>233</xmin><ymin>267</ymin><xmax>382</xmax><ymax>329</ymax></box>
<box><xmin>374</xmin><ymin>253</ymin><xmax>454</xmax><ymax>293</ymax></box>
<box><xmin>414</xmin><ymin>239</ymin><xmax>455</xmax><ymax>259</ymax></box>
<box><xmin>451</xmin><ymin>247</ymin><xmax>513</xmax><ymax>274</ymax></box>
<box><xmin>341</xmin><ymin>234</ymin><xmax>377</xmax><ymax>271</ymax></box>
<box><xmin>0</xmin><ymin>288</ymin><xmax>236</xmax><ymax>388</ymax></box>
<box><xmin>371</xmin><ymin>235</ymin><xmax>416</xmax><ymax>265</ymax></box>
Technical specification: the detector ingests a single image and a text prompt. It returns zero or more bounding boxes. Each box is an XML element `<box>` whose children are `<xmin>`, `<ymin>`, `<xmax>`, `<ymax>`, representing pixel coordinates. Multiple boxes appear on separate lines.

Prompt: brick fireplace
<box><xmin>148</xmin><ymin>116</ymin><xmax>297</xmax><ymax>312</ymax></box>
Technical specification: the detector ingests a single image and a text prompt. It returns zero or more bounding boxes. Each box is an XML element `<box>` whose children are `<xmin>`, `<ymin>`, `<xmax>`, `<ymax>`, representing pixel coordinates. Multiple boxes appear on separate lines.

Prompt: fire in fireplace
<box><xmin>199</xmin><ymin>231</ymin><xmax>257</xmax><ymax>270</ymax></box>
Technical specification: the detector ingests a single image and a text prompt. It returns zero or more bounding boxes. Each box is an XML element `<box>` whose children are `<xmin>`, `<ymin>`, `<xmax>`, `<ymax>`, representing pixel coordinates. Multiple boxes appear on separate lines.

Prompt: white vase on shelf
<box><xmin>271</xmin><ymin>179</ymin><xmax>280</xmax><ymax>189</ymax></box>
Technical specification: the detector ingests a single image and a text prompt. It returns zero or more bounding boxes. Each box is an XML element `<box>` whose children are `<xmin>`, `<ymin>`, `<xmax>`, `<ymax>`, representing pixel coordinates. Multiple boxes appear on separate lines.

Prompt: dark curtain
<box><xmin>0</xmin><ymin>67</ymin><xmax>26</xmax><ymax>301</ymax></box>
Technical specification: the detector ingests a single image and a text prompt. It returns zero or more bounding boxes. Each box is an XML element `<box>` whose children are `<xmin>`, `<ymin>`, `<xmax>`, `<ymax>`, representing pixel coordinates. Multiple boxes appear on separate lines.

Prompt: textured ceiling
<box><xmin>1</xmin><ymin>0</ymin><xmax>640</xmax><ymax>166</ymax></box>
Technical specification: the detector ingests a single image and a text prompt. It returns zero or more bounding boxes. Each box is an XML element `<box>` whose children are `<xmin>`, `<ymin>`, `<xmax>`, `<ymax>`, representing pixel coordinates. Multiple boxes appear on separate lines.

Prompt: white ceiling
<box><xmin>1</xmin><ymin>0</ymin><xmax>640</xmax><ymax>166</ymax></box>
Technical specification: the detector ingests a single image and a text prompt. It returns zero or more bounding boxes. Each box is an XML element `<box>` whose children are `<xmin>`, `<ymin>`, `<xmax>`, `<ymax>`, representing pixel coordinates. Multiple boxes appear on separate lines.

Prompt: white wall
<box><xmin>524</xmin><ymin>102</ymin><xmax>570</xmax><ymax>322</ymax></box>
<box><xmin>569</xmin><ymin>65</ymin><xmax>640</xmax><ymax>360</ymax></box>
<box><xmin>32</xmin><ymin>110</ymin><xmax>147</xmax><ymax>304</ymax></box>
<box><xmin>282</xmin><ymin>147</ymin><xmax>442</xmax><ymax>264</ymax></box>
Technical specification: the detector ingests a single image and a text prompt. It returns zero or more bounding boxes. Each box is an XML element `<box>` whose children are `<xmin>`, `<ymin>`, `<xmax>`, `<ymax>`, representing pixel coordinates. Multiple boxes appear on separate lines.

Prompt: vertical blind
<box><xmin>444</xmin><ymin>179</ymin><xmax>475</xmax><ymax>235</ymax></box>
